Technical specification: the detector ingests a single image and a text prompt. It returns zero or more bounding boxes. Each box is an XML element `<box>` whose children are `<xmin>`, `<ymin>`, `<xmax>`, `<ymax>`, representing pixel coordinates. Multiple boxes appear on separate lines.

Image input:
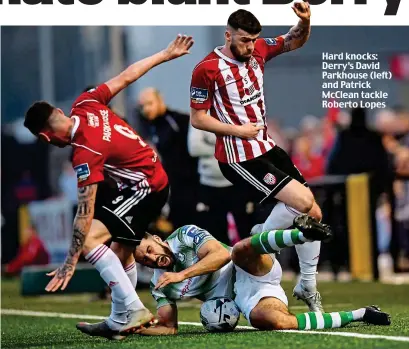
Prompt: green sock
<box><xmin>296</xmin><ymin>311</ymin><xmax>354</xmax><ymax>330</ymax></box>
<box><xmin>250</xmin><ymin>229</ymin><xmax>309</xmax><ymax>254</ymax></box>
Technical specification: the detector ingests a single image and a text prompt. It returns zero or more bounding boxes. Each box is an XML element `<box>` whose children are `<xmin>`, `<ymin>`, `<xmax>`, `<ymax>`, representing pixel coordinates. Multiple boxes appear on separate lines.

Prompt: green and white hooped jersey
<box><xmin>150</xmin><ymin>225</ymin><xmax>235</xmax><ymax>309</ymax></box>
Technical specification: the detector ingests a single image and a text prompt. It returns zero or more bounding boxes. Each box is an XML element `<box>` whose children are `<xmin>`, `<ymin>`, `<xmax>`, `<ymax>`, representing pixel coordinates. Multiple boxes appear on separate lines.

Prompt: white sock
<box><xmin>352</xmin><ymin>308</ymin><xmax>366</xmax><ymax>321</ymax></box>
<box><xmin>295</xmin><ymin>241</ymin><xmax>321</xmax><ymax>291</ymax></box>
<box><xmin>262</xmin><ymin>202</ymin><xmax>300</xmax><ymax>231</ymax></box>
<box><xmin>263</xmin><ymin>202</ymin><xmax>320</xmax><ymax>292</ymax></box>
<box><xmin>123</xmin><ymin>261</ymin><xmax>144</xmax><ymax>309</ymax></box>
<box><xmin>124</xmin><ymin>261</ymin><xmax>138</xmax><ymax>289</ymax></box>
<box><xmin>109</xmin><ymin>299</ymin><xmax>128</xmax><ymax>328</ymax></box>
<box><xmin>106</xmin><ymin>262</ymin><xmax>143</xmax><ymax>330</ymax></box>
<box><xmin>85</xmin><ymin>245</ymin><xmax>139</xmax><ymax>308</ymax></box>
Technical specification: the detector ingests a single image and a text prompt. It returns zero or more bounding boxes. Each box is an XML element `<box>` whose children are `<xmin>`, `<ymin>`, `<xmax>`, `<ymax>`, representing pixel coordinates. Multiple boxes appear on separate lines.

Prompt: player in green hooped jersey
<box><xmin>77</xmin><ymin>215</ymin><xmax>391</xmax><ymax>340</ymax></box>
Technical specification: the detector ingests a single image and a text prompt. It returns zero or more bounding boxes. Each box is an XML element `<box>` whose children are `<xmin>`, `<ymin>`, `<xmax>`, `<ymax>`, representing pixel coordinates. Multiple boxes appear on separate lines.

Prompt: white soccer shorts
<box><xmin>233</xmin><ymin>257</ymin><xmax>288</xmax><ymax>327</ymax></box>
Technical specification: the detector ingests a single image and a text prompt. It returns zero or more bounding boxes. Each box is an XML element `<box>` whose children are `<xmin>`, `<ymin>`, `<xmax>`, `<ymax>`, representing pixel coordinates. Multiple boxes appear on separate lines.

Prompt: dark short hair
<box><xmin>24</xmin><ymin>101</ymin><xmax>55</xmax><ymax>135</ymax></box>
<box><xmin>228</xmin><ymin>9</ymin><xmax>262</xmax><ymax>35</ymax></box>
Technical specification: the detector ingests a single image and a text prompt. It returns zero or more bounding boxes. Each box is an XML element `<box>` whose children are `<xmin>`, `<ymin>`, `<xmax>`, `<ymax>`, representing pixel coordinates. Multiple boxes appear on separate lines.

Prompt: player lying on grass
<box><xmin>77</xmin><ymin>215</ymin><xmax>390</xmax><ymax>340</ymax></box>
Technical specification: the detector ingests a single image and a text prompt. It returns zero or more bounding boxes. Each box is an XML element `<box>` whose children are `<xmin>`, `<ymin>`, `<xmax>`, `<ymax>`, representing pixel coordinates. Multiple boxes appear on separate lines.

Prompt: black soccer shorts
<box><xmin>218</xmin><ymin>146</ymin><xmax>307</xmax><ymax>205</ymax></box>
<box><xmin>94</xmin><ymin>181</ymin><xmax>169</xmax><ymax>246</ymax></box>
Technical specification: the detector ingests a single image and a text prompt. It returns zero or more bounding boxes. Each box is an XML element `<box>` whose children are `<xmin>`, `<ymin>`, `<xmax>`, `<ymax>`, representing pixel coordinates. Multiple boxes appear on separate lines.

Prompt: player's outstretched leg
<box><xmin>251</xmin><ymin>213</ymin><xmax>330</xmax><ymax>312</ymax></box>
<box><xmin>250</xmin><ymin>214</ymin><xmax>332</xmax><ymax>255</ymax></box>
<box><xmin>260</xmin><ymin>181</ymin><xmax>326</xmax><ymax>312</ymax></box>
<box><xmin>250</xmin><ymin>298</ymin><xmax>391</xmax><ymax>331</ymax></box>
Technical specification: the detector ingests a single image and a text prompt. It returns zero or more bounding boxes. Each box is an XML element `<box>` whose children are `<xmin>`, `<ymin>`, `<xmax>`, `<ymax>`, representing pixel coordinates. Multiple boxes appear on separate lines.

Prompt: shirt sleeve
<box><xmin>71</xmin><ymin>145</ymin><xmax>105</xmax><ymax>188</ymax></box>
<box><xmin>82</xmin><ymin>84</ymin><xmax>113</xmax><ymax>106</ymax></box>
<box><xmin>176</xmin><ymin>225</ymin><xmax>216</xmax><ymax>254</ymax></box>
<box><xmin>150</xmin><ymin>271</ymin><xmax>176</xmax><ymax>309</ymax></box>
<box><xmin>190</xmin><ymin>64</ymin><xmax>214</xmax><ymax>111</ymax></box>
<box><xmin>255</xmin><ymin>37</ymin><xmax>285</xmax><ymax>62</ymax></box>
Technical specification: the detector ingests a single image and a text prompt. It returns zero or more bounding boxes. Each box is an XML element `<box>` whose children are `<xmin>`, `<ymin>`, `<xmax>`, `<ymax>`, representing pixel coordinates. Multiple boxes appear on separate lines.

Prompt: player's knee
<box><xmin>83</xmin><ymin>236</ymin><xmax>98</xmax><ymax>256</ymax></box>
<box><xmin>83</xmin><ymin>227</ymin><xmax>109</xmax><ymax>256</ymax></box>
<box><xmin>231</xmin><ymin>239</ymin><xmax>252</xmax><ymax>266</ymax></box>
<box><xmin>251</xmin><ymin>309</ymin><xmax>287</xmax><ymax>331</ymax></box>
<box><xmin>309</xmin><ymin>203</ymin><xmax>322</xmax><ymax>222</ymax></box>
<box><xmin>297</xmin><ymin>191</ymin><xmax>314</xmax><ymax>213</ymax></box>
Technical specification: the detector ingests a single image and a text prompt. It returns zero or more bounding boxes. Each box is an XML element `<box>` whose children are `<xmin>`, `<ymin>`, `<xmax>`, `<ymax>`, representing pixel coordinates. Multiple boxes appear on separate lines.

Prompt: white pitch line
<box><xmin>1</xmin><ymin>309</ymin><xmax>105</xmax><ymax>320</ymax></box>
<box><xmin>1</xmin><ymin>309</ymin><xmax>409</xmax><ymax>343</ymax></box>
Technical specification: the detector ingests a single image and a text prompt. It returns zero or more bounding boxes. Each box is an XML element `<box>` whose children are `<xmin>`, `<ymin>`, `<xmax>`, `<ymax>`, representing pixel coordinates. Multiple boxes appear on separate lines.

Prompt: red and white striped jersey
<box><xmin>190</xmin><ymin>37</ymin><xmax>285</xmax><ymax>163</ymax></box>
<box><xmin>69</xmin><ymin>84</ymin><xmax>168</xmax><ymax>193</ymax></box>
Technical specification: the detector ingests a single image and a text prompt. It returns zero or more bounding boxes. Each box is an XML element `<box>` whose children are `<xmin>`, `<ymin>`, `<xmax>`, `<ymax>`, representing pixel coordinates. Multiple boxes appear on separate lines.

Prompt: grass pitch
<box><xmin>1</xmin><ymin>278</ymin><xmax>409</xmax><ymax>349</ymax></box>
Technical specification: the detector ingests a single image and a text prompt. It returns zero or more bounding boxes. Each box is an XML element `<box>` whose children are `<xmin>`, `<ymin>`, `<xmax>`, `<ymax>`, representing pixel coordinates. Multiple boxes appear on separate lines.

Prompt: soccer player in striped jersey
<box><xmin>77</xmin><ymin>216</ymin><xmax>390</xmax><ymax>339</ymax></box>
<box><xmin>189</xmin><ymin>2</ymin><xmax>327</xmax><ymax>312</ymax></box>
<box><xmin>24</xmin><ymin>34</ymin><xmax>194</xmax><ymax>337</ymax></box>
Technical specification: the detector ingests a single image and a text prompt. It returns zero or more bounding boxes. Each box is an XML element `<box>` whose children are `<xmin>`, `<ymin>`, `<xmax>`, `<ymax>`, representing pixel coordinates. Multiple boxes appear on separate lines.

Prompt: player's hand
<box><xmin>292</xmin><ymin>1</ymin><xmax>311</xmax><ymax>22</ymax></box>
<box><xmin>45</xmin><ymin>261</ymin><xmax>76</xmax><ymax>292</ymax></box>
<box><xmin>163</xmin><ymin>34</ymin><xmax>194</xmax><ymax>61</ymax></box>
<box><xmin>235</xmin><ymin>123</ymin><xmax>264</xmax><ymax>139</ymax></box>
<box><xmin>154</xmin><ymin>272</ymin><xmax>186</xmax><ymax>290</ymax></box>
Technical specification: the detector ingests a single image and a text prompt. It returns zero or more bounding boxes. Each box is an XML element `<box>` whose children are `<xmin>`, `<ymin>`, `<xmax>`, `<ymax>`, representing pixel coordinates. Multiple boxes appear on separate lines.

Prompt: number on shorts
<box><xmin>114</xmin><ymin>124</ymin><xmax>147</xmax><ymax>147</ymax></box>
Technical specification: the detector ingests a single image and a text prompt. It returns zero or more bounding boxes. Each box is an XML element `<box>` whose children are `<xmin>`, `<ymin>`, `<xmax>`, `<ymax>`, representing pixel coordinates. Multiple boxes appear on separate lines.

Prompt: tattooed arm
<box><xmin>45</xmin><ymin>184</ymin><xmax>98</xmax><ymax>292</ymax></box>
<box><xmin>282</xmin><ymin>1</ymin><xmax>311</xmax><ymax>53</ymax></box>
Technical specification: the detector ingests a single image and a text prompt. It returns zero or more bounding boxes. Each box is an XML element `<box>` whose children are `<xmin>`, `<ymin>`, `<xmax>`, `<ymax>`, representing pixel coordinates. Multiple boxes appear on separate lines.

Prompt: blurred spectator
<box><xmin>326</xmin><ymin>107</ymin><xmax>393</xmax><ymax>271</ymax></box>
<box><xmin>376</xmin><ymin>107</ymin><xmax>409</xmax><ymax>270</ymax></box>
<box><xmin>137</xmin><ymin>87</ymin><xmax>199</xmax><ymax>230</ymax></box>
<box><xmin>2</xmin><ymin>224</ymin><xmax>50</xmax><ymax>277</ymax></box>
<box><xmin>188</xmin><ymin>125</ymin><xmax>255</xmax><ymax>245</ymax></box>
<box><xmin>265</xmin><ymin>119</ymin><xmax>289</xmax><ymax>152</ymax></box>
<box><xmin>291</xmin><ymin>136</ymin><xmax>325</xmax><ymax>181</ymax></box>
<box><xmin>1</xmin><ymin>120</ymin><xmax>51</xmax><ymax>264</ymax></box>
<box><xmin>326</xmin><ymin>107</ymin><xmax>391</xmax><ymax>186</ymax></box>
<box><xmin>58</xmin><ymin>160</ymin><xmax>78</xmax><ymax>218</ymax></box>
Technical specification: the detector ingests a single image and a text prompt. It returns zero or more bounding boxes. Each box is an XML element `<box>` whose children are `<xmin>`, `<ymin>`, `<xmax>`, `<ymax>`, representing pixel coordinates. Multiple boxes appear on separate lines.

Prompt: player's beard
<box><xmin>230</xmin><ymin>42</ymin><xmax>252</xmax><ymax>62</ymax></box>
<box><xmin>155</xmin><ymin>244</ymin><xmax>175</xmax><ymax>269</ymax></box>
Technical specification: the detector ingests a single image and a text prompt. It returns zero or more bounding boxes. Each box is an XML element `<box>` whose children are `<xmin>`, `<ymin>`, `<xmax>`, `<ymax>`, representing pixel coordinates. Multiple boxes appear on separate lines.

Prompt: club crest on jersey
<box><xmin>263</xmin><ymin>173</ymin><xmax>276</xmax><ymax>185</ymax></box>
<box><xmin>191</xmin><ymin>87</ymin><xmax>208</xmax><ymax>104</ymax></box>
<box><xmin>244</xmin><ymin>84</ymin><xmax>256</xmax><ymax>96</ymax></box>
<box><xmin>250</xmin><ymin>57</ymin><xmax>259</xmax><ymax>70</ymax></box>
<box><xmin>264</xmin><ymin>38</ymin><xmax>277</xmax><ymax>46</ymax></box>
<box><xmin>87</xmin><ymin>112</ymin><xmax>100</xmax><ymax>128</ymax></box>
<box><xmin>74</xmin><ymin>163</ymin><xmax>90</xmax><ymax>182</ymax></box>
<box><xmin>177</xmin><ymin>253</ymin><xmax>186</xmax><ymax>263</ymax></box>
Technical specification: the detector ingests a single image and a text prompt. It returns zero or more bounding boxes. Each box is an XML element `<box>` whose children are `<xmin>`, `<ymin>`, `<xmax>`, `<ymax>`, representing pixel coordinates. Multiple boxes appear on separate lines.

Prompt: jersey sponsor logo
<box><xmin>191</xmin><ymin>87</ymin><xmax>209</xmax><ymax>104</ymax></box>
<box><xmin>263</xmin><ymin>173</ymin><xmax>277</xmax><ymax>185</ymax></box>
<box><xmin>74</xmin><ymin>163</ymin><xmax>91</xmax><ymax>182</ymax></box>
<box><xmin>100</xmin><ymin>110</ymin><xmax>111</xmax><ymax>142</ymax></box>
<box><xmin>185</xmin><ymin>225</ymin><xmax>210</xmax><ymax>245</ymax></box>
<box><xmin>264</xmin><ymin>38</ymin><xmax>277</xmax><ymax>46</ymax></box>
<box><xmin>180</xmin><ymin>278</ymin><xmax>193</xmax><ymax>299</ymax></box>
<box><xmin>87</xmin><ymin>112</ymin><xmax>100</xmax><ymax>128</ymax></box>
<box><xmin>240</xmin><ymin>91</ymin><xmax>262</xmax><ymax>106</ymax></box>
